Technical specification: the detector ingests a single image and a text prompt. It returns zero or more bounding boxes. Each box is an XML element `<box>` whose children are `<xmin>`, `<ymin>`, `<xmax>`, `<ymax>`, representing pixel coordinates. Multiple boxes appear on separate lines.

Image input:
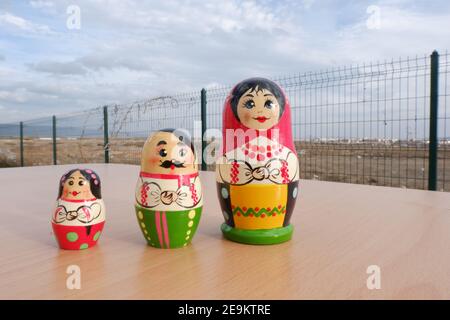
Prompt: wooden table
<box><xmin>0</xmin><ymin>164</ymin><xmax>449</xmax><ymax>299</ymax></box>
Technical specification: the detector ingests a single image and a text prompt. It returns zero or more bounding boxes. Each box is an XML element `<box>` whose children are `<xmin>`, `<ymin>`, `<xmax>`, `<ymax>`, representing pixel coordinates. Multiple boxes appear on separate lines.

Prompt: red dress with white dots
<box><xmin>52</xmin><ymin>198</ymin><xmax>106</xmax><ymax>250</ymax></box>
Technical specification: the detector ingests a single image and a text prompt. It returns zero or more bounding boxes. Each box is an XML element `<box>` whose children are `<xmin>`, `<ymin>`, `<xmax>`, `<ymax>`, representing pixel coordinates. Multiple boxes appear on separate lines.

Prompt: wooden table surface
<box><xmin>0</xmin><ymin>164</ymin><xmax>449</xmax><ymax>300</ymax></box>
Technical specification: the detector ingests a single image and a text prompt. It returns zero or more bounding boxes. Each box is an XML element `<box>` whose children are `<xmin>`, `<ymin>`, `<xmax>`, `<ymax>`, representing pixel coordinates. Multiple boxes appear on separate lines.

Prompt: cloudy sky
<box><xmin>0</xmin><ymin>0</ymin><xmax>449</xmax><ymax>123</ymax></box>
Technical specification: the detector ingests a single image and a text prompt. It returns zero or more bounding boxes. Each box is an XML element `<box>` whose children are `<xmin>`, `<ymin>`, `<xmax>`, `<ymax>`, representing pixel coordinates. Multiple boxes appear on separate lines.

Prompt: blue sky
<box><xmin>1</xmin><ymin>0</ymin><xmax>450</xmax><ymax>123</ymax></box>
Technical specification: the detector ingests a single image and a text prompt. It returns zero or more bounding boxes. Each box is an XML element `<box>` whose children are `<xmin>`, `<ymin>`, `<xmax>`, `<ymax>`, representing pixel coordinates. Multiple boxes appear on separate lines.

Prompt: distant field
<box><xmin>1</xmin><ymin>137</ymin><xmax>449</xmax><ymax>192</ymax></box>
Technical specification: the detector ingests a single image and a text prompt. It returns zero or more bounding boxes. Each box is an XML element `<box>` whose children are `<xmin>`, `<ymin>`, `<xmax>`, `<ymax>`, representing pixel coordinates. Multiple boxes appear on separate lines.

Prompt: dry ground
<box><xmin>1</xmin><ymin>138</ymin><xmax>449</xmax><ymax>191</ymax></box>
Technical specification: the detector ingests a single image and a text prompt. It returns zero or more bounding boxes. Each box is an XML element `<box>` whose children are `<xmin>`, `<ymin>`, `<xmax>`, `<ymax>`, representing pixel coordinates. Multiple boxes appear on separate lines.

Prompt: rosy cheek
<box><xmin>272</xmin><ymin>115</ymin><xmax>280</xmax><ymax>124</ymax></box>
<box><xmin>185</xmin><ymin>154</ymin><xmax>193</xmax><ymax>163</ymax></box>
<box><xmin>271</xmin><ymin>108</ymin><xmax>279</xmax><ymax>118</ymax></box>
<box><xmin>148</xmin><ymin>156</ymin><xmax>160</xmax><ymax>164</ymax></box>
<box><xmin>243</xmin><ymin>112</ymin><xmax>251</xmax><ymax>122</ymax></box>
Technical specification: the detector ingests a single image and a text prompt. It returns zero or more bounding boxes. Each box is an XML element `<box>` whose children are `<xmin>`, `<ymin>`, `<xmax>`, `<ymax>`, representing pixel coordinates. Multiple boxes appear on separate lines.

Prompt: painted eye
<box><xmin>244</xmin><ymin>100</ymin><xmax>255</xmax><ymax>109</ymax></box>
<box><xmin>68</xmin><ymin>181</ymin><xmax>74</xmax><ymax>186</ymax></box>
<box><xmin>179</xmin><ymin>149</ymin><xmax>187</xmax><ymax>157</ymax></box>
<box><xmin>78</xmin><ymin>180</ymin><xmax>85</xmax><ymax>186</ymax></box>
<box><xmin>159</xmin><ymin>149</ymin><xmax>167</xmax><ymax>157</ymax></box>
<box><xmin>265</xmin><ymin>100</ymin><xmax>275</xmax><ymax>109</ymax></box>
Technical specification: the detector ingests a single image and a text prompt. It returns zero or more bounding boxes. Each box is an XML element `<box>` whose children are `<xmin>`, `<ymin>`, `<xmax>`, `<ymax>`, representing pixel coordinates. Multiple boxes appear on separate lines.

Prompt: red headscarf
<box><xmin>221</xmin><ymin>78</ymin><xmax>296</xmax><ymax>156</ymax></box>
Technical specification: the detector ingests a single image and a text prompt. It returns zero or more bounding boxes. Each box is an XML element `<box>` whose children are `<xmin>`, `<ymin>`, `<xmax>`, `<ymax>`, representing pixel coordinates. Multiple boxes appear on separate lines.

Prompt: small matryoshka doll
<box><xmin>52</xmin><ymin>168</ymin><xmax>105</xmax><ymax>250</ymax></box>
<box><xmin>216</xmin><ymin>77</ymin><xmax>299</xmax><ymax>245</ymax></box>
<box><xmin>135</xmin><ymin>128</ymin><xmax>203</xmax><ymax>249</ymax></box>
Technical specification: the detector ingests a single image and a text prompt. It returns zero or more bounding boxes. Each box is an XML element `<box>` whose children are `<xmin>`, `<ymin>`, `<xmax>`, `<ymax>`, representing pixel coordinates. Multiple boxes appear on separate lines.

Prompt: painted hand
<box><xmin>160</xmin><ymin>190</ymin><xmax>178</xmax><ymax>205</ymax></box>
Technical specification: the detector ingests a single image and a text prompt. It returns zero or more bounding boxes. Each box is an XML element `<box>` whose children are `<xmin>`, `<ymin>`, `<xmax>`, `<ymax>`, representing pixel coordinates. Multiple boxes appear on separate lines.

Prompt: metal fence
<box><xmin>0</xmin><ymin>51</ymin><xmax>449</xmax><ymax>192</ymax></box>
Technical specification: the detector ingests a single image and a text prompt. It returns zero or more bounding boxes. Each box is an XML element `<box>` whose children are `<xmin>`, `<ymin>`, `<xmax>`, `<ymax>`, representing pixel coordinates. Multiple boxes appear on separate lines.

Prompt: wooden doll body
<box><xmin>135</xmin><ymin>129</ymin><xmax>203</xmax><ymax>248</ymax></box>
<box><xmin>52</xmin><ymin>169</ymin><xmax>105</xmax><ymax>250</ymax></box>
<box><xmin>216</xmin><ymin>78</ymin><xmax>299</xmax><ymax>245</ymax></box>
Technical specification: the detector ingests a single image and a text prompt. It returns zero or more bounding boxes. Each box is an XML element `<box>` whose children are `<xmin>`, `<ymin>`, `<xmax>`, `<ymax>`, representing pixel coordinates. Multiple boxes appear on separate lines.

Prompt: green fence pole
<box><xmin>103</xmin><ymin>106</ymin><xmax>110</xmax><ymax>163</ymax></box>
<box><xmin>19</xmin><ymin>121</ymin><xmax>24</xmax><ymax>167</ymax></box>
<box><xmin>52</xmin><ymin>115</ymin><xmax>57</xmax><ymax>165</ymax></box>
<box><xmin>428</xmin><ymin>50</ymin><xmax>439</xmax><ymax>191</ymax></box>
<box><xmin>200</xmin><ymin>88</ymin><xmax>207</xmax><ymax>171</ymax></box>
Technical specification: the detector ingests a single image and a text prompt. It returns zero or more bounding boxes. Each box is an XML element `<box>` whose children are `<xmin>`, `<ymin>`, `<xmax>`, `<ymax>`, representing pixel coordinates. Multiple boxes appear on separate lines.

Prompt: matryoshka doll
<box><xmin>52</xmin><ymin>168</ymin><xmax>105</xmax><ymax>250</ymax></box>
<box><xmin>216</xmin><ymin>77</ymin><xmax>299</xmax><ymax>245</ymax></box>
<box><xmin>135</xmin><ymin>129</ymin><xmax>203</xmax><ymax>248</ymax></box>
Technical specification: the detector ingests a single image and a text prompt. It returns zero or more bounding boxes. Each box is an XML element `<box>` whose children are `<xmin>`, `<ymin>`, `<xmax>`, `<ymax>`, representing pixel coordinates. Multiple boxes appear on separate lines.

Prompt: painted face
<box><xmin>141</xmin><ymin>131</ymin><xmax>197</xmax><ymax>175</ymax></box>
<box><xmin>236</xmin><ymin>86</ymin><xmax>281</xmax><ymax>130</ymax></box>
<box><xmin>62</xmin><ymin>170</ymin><xmax>95</xmax><ymax>200</ymax></box>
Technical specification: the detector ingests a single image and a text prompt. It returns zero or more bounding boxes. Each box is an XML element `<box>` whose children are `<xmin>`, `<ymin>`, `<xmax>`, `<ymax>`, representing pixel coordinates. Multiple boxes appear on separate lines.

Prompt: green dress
<box><xmin>135</xmin><ymin>172</ymin><xmax>203</xmax><ymax>249</ymax></box>
<box><xmin>135</xmin><ymin>206</ymin><xmax>202</xmax><ymax>248</ymax></box>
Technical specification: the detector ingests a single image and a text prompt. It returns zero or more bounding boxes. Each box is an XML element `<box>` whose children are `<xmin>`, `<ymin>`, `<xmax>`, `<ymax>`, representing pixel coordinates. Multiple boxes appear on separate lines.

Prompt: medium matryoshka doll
<box><xmin>135</xmin><ymin>128</ymin><xmax>203</xmax><ymax>249</ymax></box>
<box><xmin>52</xmin><ymin>168</ymin><xmax>105</xmax><ymax>250</ymax></box>
<box><xmin>216</xmin><ymin>77</ymin><xmax>299</xmax><ymax>245</ymax></box>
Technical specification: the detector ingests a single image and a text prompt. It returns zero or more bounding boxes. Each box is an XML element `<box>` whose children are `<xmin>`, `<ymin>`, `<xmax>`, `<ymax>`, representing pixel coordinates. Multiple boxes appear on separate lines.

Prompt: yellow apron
<box><xmin>230</xmin><ymin>184</ymin><xmax>287</xmax><ymax>230</ymax></box>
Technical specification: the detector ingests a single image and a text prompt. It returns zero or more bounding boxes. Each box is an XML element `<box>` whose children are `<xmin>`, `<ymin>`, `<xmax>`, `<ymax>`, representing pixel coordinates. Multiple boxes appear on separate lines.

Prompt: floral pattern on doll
<box><xmin>136</xmin><ymin>175</ymin><xmax>202</xmax><ymax>210</ymax></box>
<box><xmin>53</xmin><ymin>201</ymin><xmax>103</xmax><ymax>224</ymax></box>
<box><xmin>217</xmin><ymin>136</ymin><xmax>299</xmax><ymax>185</ymax></box>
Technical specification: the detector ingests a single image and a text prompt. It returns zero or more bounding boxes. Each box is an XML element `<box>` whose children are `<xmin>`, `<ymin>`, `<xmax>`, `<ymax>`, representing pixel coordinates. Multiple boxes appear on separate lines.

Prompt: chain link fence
<box><xmin>1</xmin><ymin>51</ymin><xmax>449</xmax><ymax>191</ymax></box>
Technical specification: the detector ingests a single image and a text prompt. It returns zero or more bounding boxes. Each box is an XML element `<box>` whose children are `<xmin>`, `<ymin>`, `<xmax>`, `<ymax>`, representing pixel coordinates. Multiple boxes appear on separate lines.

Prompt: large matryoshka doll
<box><xmin>135</xmin><ymin>129</ymin><xmax>203</xmax><ymax>249</ymax></box>
<box><xmin>52</xmin><ymin>168</ymin><xmax>105</xmax><ymax>250</ymax></box>
<box><xmin>216</xmin><ymin>78</ymin><xmax>299</xmax><ymax>245</ymax></box>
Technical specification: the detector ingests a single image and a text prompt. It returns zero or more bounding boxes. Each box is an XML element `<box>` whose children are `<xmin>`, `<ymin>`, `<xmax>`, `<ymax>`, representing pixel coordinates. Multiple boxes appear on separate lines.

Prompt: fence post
<box><xmin>103</xmin><ymin>106</ymin><xmax>110</xmax><ymax>163</ymax></box>
<box><xmin>19</xmin><ymin>121</ymin><xmax>24</xmax><ymax>167</ymax></box>
<box><xmin>52</xmin><ymin>115</ymin><xmax>57</xmax><ymax>165</ymax></box>
<box><xmin>200</xmin><ymin>88</ymin><xmax>207</xmax><ymax>171</ymax></box>
<box><xmin>428</xmin><ymin>50</ymin><xmax>439</xmax><ymax>191</ymax></box>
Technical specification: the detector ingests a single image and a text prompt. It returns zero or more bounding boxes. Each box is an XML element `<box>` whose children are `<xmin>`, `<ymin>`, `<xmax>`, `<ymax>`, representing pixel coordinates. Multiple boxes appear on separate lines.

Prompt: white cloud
<box><xmin>0</xmin><ymin>12</ymin><xmax>52</xmax><ymax>34</ymax></box>
<box><xmin>29</xmin><ymin>1</ymin><xmax>54</xmax><ymax>9</ymax></box>
<box><xmin>334</xmin><ymin>5</ymin><xmax>450</xmax><ymax>62</ymax></box>
<box><xmin>0</xmin><ymin>87</ymin><xmax>58</xmax><ymax>103</ymax></box>
<box><xmin>29</xmin><ymin>60</ymin><xmax>87</xmax><ymax>75</ymax></box>
<box><xmin>0</xmin><ymin>0</ymin><xmax>450</xmax><ymax>124</ymax></box>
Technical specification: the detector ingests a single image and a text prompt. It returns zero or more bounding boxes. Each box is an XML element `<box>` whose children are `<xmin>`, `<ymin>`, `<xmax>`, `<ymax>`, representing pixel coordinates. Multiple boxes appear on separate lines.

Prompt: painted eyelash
<box><xmin>265</xmin><ymin>99</ymin><xmax>278</xmax><ymax>111</ymax></box>
<box><xmin>264</xmin><ymin>98</ymin><xmax>276</xmax><ymax>107</ymax></box>
<box><xmin>242</xmin><ymin>98</ymin><xmax>253</xmax><ymax>103</ymax></box>
<box><xmin>241</xmin><ymin>98</ymin><xmax>255</xmax><ymax>107</ymax></box>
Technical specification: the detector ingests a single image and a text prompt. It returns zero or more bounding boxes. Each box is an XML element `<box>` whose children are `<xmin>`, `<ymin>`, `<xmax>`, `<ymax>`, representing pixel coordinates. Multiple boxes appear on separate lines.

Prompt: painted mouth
<box><xmin>160</xmin><ymin>160</ymin><xmax>185</xmax><ymax>169</ymax></box>
<box><xmin>254</xmin><ymin>116</ymin><xmax>269</xmax><ymax>123</ymax></box>
<box><xmin>71</xmin><ymin>191</ymin><xmax>80</xmax><ymax>196</ymax></box>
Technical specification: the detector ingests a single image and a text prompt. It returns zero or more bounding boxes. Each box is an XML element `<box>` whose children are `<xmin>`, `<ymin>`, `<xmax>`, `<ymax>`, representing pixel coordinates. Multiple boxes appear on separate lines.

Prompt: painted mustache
<box><xmin>160</xmin><ymin>159</ymin><xmax>185</xmax><ymax>168</ymax></box>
